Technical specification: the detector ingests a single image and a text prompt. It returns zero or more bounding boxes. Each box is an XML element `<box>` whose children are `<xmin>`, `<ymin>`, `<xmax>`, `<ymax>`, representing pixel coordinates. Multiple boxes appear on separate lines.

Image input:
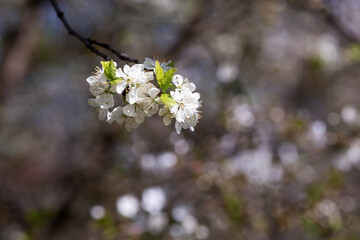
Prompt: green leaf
<box><xmin>155</xmin><ymin>60</ymin><xmax>164</xmax><ymax>86</ymax></box>
<box><xmin>168</xmin><ymin>61</ymin><xmax>175</xmax><ymax>68</ymax></box>
<box><xmin>108</xmin><ymin>77</ymin><xmax>123</xmax><ymax>84</ymax></box>
<box><xmin>101</xmin><ymin>61</ymin><xmax>110</xmax><ymax>71</ymax></box>
<box><xmin>101</xmin><ymin>60</ymin><xmax>117</xmax><ymax>81</ymax></box>
<box><xmin>162</xmin><ymin>68</ymin><xmax>177</xmax><ymax>92</ymax></box>
<box><xmin>161</xmin><ymin>94</ymin><xmax>177</xmax><ymax>108</ymax></box>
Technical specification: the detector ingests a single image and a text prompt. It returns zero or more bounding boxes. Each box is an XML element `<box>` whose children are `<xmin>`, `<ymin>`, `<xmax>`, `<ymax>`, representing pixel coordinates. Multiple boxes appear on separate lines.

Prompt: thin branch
<box><xmin>88</xmin><ymin>39</ymin><xmax>139</xmax><ymax>63</ymax></box>
<box><xmin>49</xmin><ymin>0</ymin><xmax>139</xmax><ymax>63</ymax></box>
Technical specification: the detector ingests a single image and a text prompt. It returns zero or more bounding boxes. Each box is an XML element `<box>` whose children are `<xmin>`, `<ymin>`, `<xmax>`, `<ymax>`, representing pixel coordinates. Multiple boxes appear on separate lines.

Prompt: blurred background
<box><xmin>1</xmin><ymin>0</ymin><xmax>360</xmax><ymax>239</ymax></box>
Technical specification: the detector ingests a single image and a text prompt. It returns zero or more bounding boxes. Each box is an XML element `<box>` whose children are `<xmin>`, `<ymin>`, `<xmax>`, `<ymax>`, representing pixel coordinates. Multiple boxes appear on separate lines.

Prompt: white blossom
<box><xmin>144</xmin><ymin>57</ymin><xmax>173</xmax><ymax>71</ymax></box>
<box><xmin>107</xmin><ymin>107</ymin><xmax>125</xmax><ymax>124</ymax></box>
<box><xmin>174</xmin><ymin>112</ymin><xmax>199</xmax><ymax>134</ymax></box>
<box><xmin>137</xmin><ymin>84</ymin><xmax>161</xmax><ymax>117</ymax></box>
<box><xmin>170</xmin><ymin>90</ymin><xmax>200</xmax><ymax>122</ymax></box>
<box><xmin>108</xmin><ymin>107</ymin><xmax>141</xmax><ymax>131</ymax></box>
<box><xmin>86</xmin><ymin>66</ymin><xmax>107</xmax><ymax>86</ymax></box>
<box><xmin>112</xmin><ymin>64</ymin><xmax>154</xmax><ymax>105</ymax></box>
<box><xmin>172</xmin><ymin>74</ymin><xmax>196</xmax><ymax>93</ymax></box>
<box><xmin>123</xmin><ymin>104</ymin><xmax>146</xmax><ymax>124</ymax></box>
<box><xmin>159</xmin><ymin>107</ymin><xmax>172</xmax><ymax>126</ymax></box>
<box><xmin>88</xmin><ymin>82</ymin><xmax>114</xmax><ymax>110</ymax></box>
<box><xmin>86</xmin><ymin>59</ymin><xmax>201</xmax><ymax>134</ymax></box>
<box><xmin>167</xmin><ymin>74</ymin><xmax>201</xmax><ymax>134</ymax></box>
<box><xmin>86</xmin><ymin>62</ymin><xmax>118</xmax><ymax>85</ymax></box>
<box><xmin>88</xmin><ymin>98</ymin><xmax>109</xmax><ymax>121</ymax></box>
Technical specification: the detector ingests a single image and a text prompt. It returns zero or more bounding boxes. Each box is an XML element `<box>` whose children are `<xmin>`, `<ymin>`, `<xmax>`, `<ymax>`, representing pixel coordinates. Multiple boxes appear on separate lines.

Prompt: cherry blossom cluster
<box><xmin>86</xmin><ymin>58</ymin><xmax>202</xmax><ymax>134</ymax></box>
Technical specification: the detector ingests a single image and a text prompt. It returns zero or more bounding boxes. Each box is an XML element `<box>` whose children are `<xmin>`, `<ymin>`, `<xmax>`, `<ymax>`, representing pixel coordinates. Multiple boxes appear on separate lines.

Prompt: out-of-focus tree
<box><xmin>1</xmin><ymin>0</ymin><xmax>360</xmax><ymax>239</ymax></box>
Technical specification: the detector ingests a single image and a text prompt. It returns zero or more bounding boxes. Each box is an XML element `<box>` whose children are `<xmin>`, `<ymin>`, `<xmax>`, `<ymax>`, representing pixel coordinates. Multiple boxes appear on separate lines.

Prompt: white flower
<box><xmin>174</xmin><ymin>113</ymin><xmax>199</xmax><ymax>134</ymax></box>
<box><xmin>86</xmin><ymin>62</ymin><xmax>117</xmax><ymax>85</ymax></box>
<box><xmin>86</xmin><ymin>60</ymin><xmax>201</xmax><ymax>134</ymax></box>
<box><xmin>172</xmin><ymin>74</ymin><xmax>196</xmax><ymax>93</ymax></box>
<box><xmin>89</xmin><ymin>82</ymin><xmax>107</xmax><ymax>97</ymax></box>
<box><xmin>95</xmin><ymin>93</ymin><xmax>114</xmax><ymax>109</ymax></box>
<box><xmin>108</xmin><ymin>107</ymin><xmax>141</xmax><ymax>131</ymax></box>
<box><xmin>170</xmin><ymin>89</ymin><xmax>200</xmax><ymax>123</ymax></box>
<box><xmin>144</xmin><ymin>57</ymin><xmax>173</xmax><ymax>71</ymax></box>
<box><xmin>112</xmin><ymin>64</ymin><xmax>154</xmax><ymax>104</ymax></box>
<box><xmin>108</xmin><ymin>107</ymin><xmax>125</xmax><ymax>124</ymax></box>
<box><xmin>123</xmin><ymin>104</ymin><xmax>146</xmax><ymax>124</ymax></box>
<box><xmin>137</xmin><ymin>85</ymin><xmax>161</xmax><ymax>117</ymax></box>
<box><xmin>88</xmin><ymin>82</ymin><xmax>114</xmax><ymax>121</ymax></box>
<box><xmin>159</xmin><ymin>107</ymin><xmax>173</xmax><ymax>126</ymax></box>
<box><xmin>88</xmin><ymin>99</ymin><xmax>109</xmax><ymax>121</ymax></box>
<box><xmin>154</xmin><ymin>74</ymin><xmax>202</xmax><ymax>134</ymax></box>
<box><xmin>89</xmin><ymin>82</ymin><xmax>114</xmax><ymax>109</ymax></box>
<box><xmin>158</xmin><ymin>88</ymin><xmax>201</xmax><ymax>134</ymax></box>
<box><xmin>168</xmin><ymin>76</ymin><xmax>201</xmax><ymax>134</ymax></box>
<box><xmin>124</xmin><ymin>117</ymin><xmax>141</xmax><ymax>131</ymax></box>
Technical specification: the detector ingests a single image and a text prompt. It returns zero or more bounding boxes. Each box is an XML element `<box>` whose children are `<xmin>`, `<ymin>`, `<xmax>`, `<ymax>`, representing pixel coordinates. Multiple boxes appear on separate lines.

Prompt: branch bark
<box><xmin>49</xmin><ymin>0</ymin><xmax>139</xmax><ymax>63</ymax></box>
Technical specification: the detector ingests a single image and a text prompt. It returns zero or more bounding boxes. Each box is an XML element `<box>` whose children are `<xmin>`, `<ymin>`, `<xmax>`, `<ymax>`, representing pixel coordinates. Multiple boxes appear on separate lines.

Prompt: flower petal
<box><xmin>175</xmin><ymin>121</ymin><xmax>182</xmax><ymax>134</ymax></box>
<box><xmin>86</xmin><ymin>76</ymin><xmax>98</xmax><ymax>85</ymax></box>
<box><xmin>148</xmin><ymin>87</ymin><xmax>160</xmax><ymax>99</ymax></box>
<box><xmin>88</xmin><ymin>98</ymin><xmax>98</xmax><ymax>107</ymax></box>
<box><xmin>116</xmin><ymin>81</ymin><xmax>127</xmax><ymax>94</ymax></box>
<box><xmin>172</xmin><ymin>89</ymin><xmax>185</xmax><ymax>103</ymax></box>
<box><xmin>97</xmin><ymin>108</ymin><xmax>107</xmax><ymax>121</ymax></box>
<box><xmin>187</xmin><ymin>82</ymin><xmax>196</xmax><ymax>92</ymax></box>
<box><xmin>145</xmin><ymin>72</ymin><xmax>154</xmax><ymax>81</ymax></box>
<box><xmin>123</xmin><ymin>65</ymin><xmax>131</xmax><ymax>75</ymax></box>
<box><xmin>123</xmin><ymin>104</ymin><xmax>136</xmax><ymax>117</ymax></box>
<box><xmin>163</xmin><ymin>115</ymin><xmax>172</xmax><ymax>125</ymax></box>
<box><xmin>89</xmin><ymin>82</ymin><xmax>107</xmax><ymax>97</ymax></box>
<box><xmin>131</xmin><ymin>64</ymin><xmax>144</xmax><ymax>72</ymax></box>
<box><xmin>192</xmin><ymin>92</ymin><xmax>200</xmax><ymax>100</ymax></box>
<box><xmin>150</xmin><ymin>104</ymin><xmax>159</xmax><ymax>115</ymax></box>
<box><xmin>109</xmin><ymin>107</ymin><xmax>124</xmax><ymax>124</ymax></box>
<box><xmin>170</xmin><ymin>104</ymin><xmax>179</xmax><ymax>114</ymax></box>
<box><xmin>116</xmin><ymin>68</ymin><xmax>127</xmax><ymax>79</ymax></box>
<box><xmin>143</xmin><ymin>57</ymin><xmax>154</xmax><ymax>69</ymax></box>
<box><xmin>106</xmin><ymin>94</ymin><xmax>114</xmax><ymax>108</ymax></box>
<box><xmin>159</xmin><ymin>107</ymin><xmax>167</xmax><ymax>116</ymax></box>
<box><xmin>127</xmin><ymin>87</ymin><xmax>139</xmax><ymax>105</ymax></box>
<box><xmin>172</xmin><ymin>74</ymin><xmax>183</xmax><ymax>87</ymax></box>
<box><xmin>135</xmin><ymin>109</ymin><xmax>145</xmax><ymax>124</ymax></box>
<box><xmin>175</xmin><ymin>109</ymin><xmax>185</xmax><ymax>122</ymax></box>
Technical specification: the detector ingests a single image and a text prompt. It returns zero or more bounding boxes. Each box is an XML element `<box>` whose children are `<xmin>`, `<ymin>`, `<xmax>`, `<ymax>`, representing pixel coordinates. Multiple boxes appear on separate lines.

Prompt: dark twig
<box><xmin>88</xmin><ymin>39</ymin><xmax>139</xmax><ymax>63</ymax></box>
<box><xmin>49</xmin><ymin>0</ymin><xmax>139</xmax><ymax>63</ymax></box>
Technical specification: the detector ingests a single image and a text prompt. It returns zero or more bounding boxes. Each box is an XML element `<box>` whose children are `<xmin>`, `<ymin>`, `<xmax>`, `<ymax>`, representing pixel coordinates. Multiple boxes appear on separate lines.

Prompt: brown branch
<box><xmin>88</xmin><ymin>39</ymin><xmax>139</xmax><ymax>63</ymax></box>
<box><xmin>49</xmin><ymin>0</ymin><xmax>139</xmax><ymax>63</ymax></box>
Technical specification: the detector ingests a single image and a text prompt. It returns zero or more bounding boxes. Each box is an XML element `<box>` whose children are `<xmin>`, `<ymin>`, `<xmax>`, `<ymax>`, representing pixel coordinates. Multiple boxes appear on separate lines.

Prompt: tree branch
<box><xmin>49</xmin><ymin>0</ymin><xmax>139</xmax><ymax>63</ymax></box>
